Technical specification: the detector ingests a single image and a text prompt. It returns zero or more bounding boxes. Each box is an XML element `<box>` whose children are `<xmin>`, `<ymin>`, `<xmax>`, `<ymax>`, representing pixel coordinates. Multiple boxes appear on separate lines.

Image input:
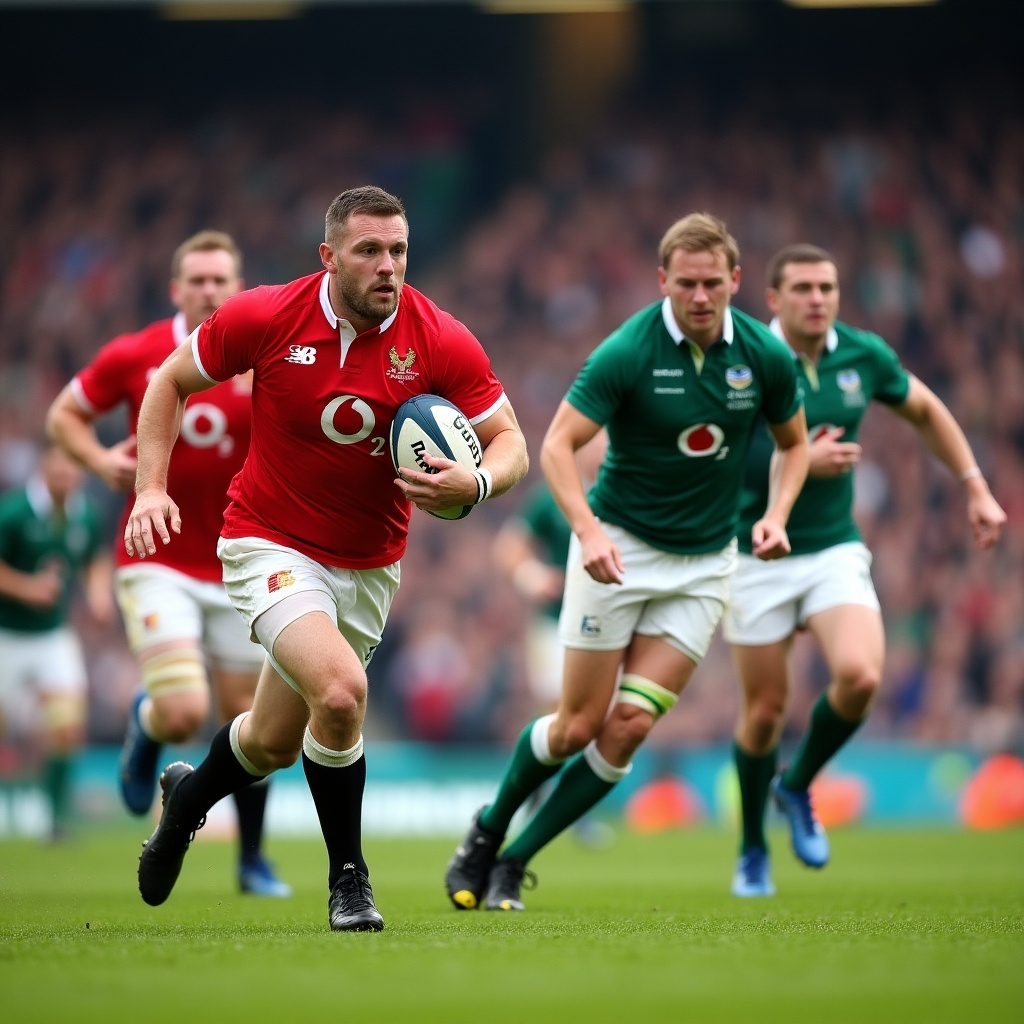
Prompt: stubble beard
<box><xmin>339</xmin><ymin>275</ymin><xmax>399</xmax><ymax>324</ymax></box>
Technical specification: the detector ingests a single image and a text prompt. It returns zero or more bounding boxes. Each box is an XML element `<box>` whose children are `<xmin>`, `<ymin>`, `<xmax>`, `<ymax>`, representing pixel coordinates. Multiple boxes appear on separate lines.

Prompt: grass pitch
<box><xmin>2</xmin><ymin>824</ymin><xmax>1022</xmax><ymax>1023</ymax></box>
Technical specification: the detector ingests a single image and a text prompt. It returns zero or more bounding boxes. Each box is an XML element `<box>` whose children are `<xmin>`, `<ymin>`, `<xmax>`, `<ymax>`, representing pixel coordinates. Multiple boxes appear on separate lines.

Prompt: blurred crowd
<box><xmin>1</xmin><ymin>75</ymin><xmax>1022</xmax><ymax>756</ymax></box>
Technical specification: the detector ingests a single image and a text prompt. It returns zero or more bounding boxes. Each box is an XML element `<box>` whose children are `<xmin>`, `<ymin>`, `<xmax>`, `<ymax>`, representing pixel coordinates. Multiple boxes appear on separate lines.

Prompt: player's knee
<box><xmin>549</xmin><ymin>715</ymin><xmax>600</xmax><ymax>759</ymax></box>
<box><xmin>606</xmin><ymin>702</ymin><xmax>655</xmax><ymax>754</ymax></box>
<box><xmin>141</xmin><ymin>648</ymin><xmax>209</xmax><ymax>740</ymax></box>
<box><xmin>834</xmin><ymin>663</ymin><xmax>881</xmax><ymax>716</ymax></box>
<box><xmin>743</xmin><ymin>697</ymin><xmax>785</xmax><ymax>748</ymax></box>
<box><xmin>612</xmin><ymin>674</ymin><xmax>677</xmax><ymax>752</ymax></box>
<box><xmin>311</xmin><ymin>680</ymin><xmax>366</xmax><ymax>729</ymax></box>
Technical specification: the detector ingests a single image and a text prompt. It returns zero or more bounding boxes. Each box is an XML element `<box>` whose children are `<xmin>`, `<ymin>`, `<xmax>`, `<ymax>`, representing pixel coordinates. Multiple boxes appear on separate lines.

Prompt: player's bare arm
<box><xmin>396</xmin><ymin>398</ymin><xmax>528</xmax><ymax>512</ymax></box>
<box><xmin>893</xmin><ymin>376</ymin><xmax>1006</xmax><ymax>549</ymax></box>
<box><xmin>754</xmin><ymin>407</ymin><xmax>809</xmax><ymax>560</ymax></box>
<box><xmin>45</xmin><ymin>384</ymin><xmax>138</xmax><ymax>493</ymax></box>
<box><xmin>125</xmin><ymin>343</ymin><xmax>216</xmax><ymax>558</ymax></box>
<box><xmin>541</xmin><ymin>400</ymin><xmax>623</xmax><ymax>585</ymax></box>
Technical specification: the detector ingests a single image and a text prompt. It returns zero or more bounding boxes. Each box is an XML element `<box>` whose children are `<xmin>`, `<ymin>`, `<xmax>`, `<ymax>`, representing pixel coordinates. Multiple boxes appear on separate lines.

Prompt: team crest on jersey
<box><xmin>725</xmin><ymin>365</ymin><xmax>754</xmax><ymax>390</ymax></box>
<box><xmin>837</xmin><ymin>369</ymin><xmax>861</xmax><ymax>393</ymax></box>
<box><xmin>387</xmin><ymin>345</ymin><xmax>418</xmax><ymax>381</ymax></box>
<box><xmin>284</xmin><ymin>345</ymin><xmax>317</xmax><ymax>365</ymax></box>
<box><xmin>678</xmin><ymin>423</ymin><xmax>727</xmax><ymax>458</ymax></box>
<box><xmin>267</xmin><ymin>570</ymin><xmax>296</xmax><ymax>594</ymax></box>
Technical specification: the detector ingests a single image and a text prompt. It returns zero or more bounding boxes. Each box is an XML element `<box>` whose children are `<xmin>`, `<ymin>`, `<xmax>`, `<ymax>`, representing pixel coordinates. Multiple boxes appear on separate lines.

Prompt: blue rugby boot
<box><xmin>119</xmin><ymin>691</ymin><xmax>163</xmax><ymax>816</ymax></box>
<box><xmin>771</xmin><ymin>774</ymin><xmax>830</xmax><ymax>868</ymax></box>
<box><xmin>239</xmin><ymin>855</ymin><xmax>292</xmax><ymax>898</ymax></box>
<box><xmin>731</xmin><ymin>847</ymin><xmax>776</xmax><ymax>897</ymax></box>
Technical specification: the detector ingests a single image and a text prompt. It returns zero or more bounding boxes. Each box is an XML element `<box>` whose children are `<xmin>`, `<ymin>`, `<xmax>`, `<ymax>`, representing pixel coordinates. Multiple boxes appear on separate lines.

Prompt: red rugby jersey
<box><xmin>73</xmin><ymin>313</ymin><xmax>252</xmax><ymax>581</ymax></box>
<box><xmin>193</xmin><ymin>272</ymin><xmax>506</xmax><ymax>568</ymax></box>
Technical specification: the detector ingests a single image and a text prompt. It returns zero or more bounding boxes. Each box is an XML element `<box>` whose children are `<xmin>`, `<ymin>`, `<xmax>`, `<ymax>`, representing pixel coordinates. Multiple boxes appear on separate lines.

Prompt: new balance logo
<box><xmin>284</xmin><ymin>345</ymin><xmax>317</xmax><ymax>364</ymax></box>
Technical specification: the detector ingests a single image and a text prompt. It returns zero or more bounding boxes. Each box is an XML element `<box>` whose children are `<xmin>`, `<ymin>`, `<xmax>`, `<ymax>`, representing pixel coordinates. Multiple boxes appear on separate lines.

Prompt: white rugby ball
<box><xmin>390</xmin><ymin>394</ymin><xmax>483</xmax><ymax>520</ymax></box>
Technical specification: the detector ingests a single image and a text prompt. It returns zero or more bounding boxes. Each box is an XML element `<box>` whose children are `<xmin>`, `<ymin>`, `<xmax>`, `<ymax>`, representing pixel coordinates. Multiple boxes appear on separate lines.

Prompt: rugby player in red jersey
<box><xmin>46</xmin><ymin>231</ymin><xmax>290</xmax><ymax>897</ymax></box>
<box><xmin>125</xmin><ymin>186</ymin><xmax>529</xmax><ymax>931</ymax></box>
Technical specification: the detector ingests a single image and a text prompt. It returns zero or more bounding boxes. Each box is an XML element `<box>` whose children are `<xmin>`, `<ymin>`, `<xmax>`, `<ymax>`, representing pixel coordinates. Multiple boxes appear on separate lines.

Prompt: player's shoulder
<box><xmin>594</xmin><ymin>300</ymin><xmax>662</xmax><ymax>357</ymax></box>
<box><xmin>398</xmin><ymin>284</ymin><xmax>473</xmax><ymax>342</ymax></box>
<box><xmin>214</xmin><ymin>272</ymin><xmax>323</xmax><ymax>328</ymax></box>
<box><xmin>834</xmin><ymin>319</ymin><xmax>893</xmax><ymax>357</ymax></box>
<box><xmin>731</xmin><ymin>306</ymin><xmax>792</xmax><ymax>360</ymax></box>
<box><xmin>100</xmin><ymin>318</ymin><xmax>175</xmax><ymax>360</ymax></box>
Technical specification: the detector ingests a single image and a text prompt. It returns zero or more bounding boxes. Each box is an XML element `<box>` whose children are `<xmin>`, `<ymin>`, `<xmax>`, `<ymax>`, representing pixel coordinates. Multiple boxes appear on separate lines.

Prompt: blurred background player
<box><xmin>45</xmin><ymin>231</ymin><xmax>290</xmax><ymax>896</ymax></box>
<box><xmin>722</xmin><ymin>244</ymin><xmax>1007</xmax><ymax>897</ymax></box>
<box><xmin>493</xmin><ymin>433</ymin><xmax>613</xmax><ymax>847</ymax></box>
<box><xmin>0</xmin><ymin>443</ymin><xmax>113</xmax><ymax>841</ymax></box>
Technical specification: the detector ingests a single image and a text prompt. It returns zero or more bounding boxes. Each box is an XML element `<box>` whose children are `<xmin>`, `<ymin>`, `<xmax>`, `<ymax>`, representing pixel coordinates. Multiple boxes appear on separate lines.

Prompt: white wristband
<box><xmin>960</xmin><ymin>466</ymin><xmax>982</xmax><ymax>482</ymax></box>
<box><xmin>472</xmin><ymin>467</ymin><xmax>493</xmax><ymax>504</ymax></box>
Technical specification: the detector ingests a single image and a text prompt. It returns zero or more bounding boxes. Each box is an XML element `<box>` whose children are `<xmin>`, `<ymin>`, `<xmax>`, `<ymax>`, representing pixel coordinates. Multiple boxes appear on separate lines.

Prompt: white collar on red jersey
<box><xmin>661</xmin><ymin>297</ymin><xmax>734</xmax><ymax>347</ymax></box>
<box><xmin>172</xmin><ymin>311</ymin><xmax>189</xmax><ymax>346</ymax></box>
<box><xmin>770</xmin><ymin>316</ymin><xmax>838</xmax><ymax>355</ymax></box>
<box><xmin>319</xmin><ymin>272</ymin><xmax>399</xmax><ymax>334</ymax></box>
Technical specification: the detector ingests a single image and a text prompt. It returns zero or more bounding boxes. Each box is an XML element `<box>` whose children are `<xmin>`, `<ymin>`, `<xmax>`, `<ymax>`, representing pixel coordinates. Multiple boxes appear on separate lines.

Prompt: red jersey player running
<box><xmin>124</xmin><ymin>186</ymin><xmax>529</xmax><ymax>931</ymax></box>
<box><xmin>46</xmin><ymin>231</ymin><xmax>290</xmax><ymax>897</ymax></box>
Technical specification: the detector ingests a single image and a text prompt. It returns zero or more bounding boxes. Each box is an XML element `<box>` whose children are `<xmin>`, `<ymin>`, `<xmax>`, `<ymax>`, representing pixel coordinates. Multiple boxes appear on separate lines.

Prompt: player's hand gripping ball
<box><xmin>390</xmin><ymin>394</ymin><xmax>483</xmax><ymax>520</ymax></box>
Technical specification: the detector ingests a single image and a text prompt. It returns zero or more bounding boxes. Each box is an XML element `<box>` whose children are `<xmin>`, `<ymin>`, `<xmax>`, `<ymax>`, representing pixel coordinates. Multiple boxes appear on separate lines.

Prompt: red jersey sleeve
<box><xmin>75</xmin><ymin>333</ymin><xmax>145</xmax><ymax>414</ymax></box>
<box><xmin>424</xmin><ymin>313</ymin><xmax>505</xmax><ymax>421</ymax></box>
<box><xmin>194</xmin><ymin>288</ymin><xmax>272</xmax><ymax>383</ymax></box>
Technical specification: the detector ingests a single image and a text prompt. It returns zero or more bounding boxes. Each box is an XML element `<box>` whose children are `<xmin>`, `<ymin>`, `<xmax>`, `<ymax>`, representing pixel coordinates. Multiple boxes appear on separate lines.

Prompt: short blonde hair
<box><xmin>171</xmin><ymin>230</ymin><xmax>242</xmax><ymax>279</ymax></box>
<box><xmin>658</xmin><ymin>212</ymin><xmax>739</xmax><ymax>270</ymax></box>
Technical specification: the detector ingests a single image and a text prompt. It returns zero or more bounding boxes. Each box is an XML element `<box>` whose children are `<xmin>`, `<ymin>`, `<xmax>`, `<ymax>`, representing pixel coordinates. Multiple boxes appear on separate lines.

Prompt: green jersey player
<box><xmin>0</xmin><ymin>444</ymin><xmax>113</xmax><ymax>839</ymax></box>
<box><xmin>722</xmin><ymin>244</ymin><xmax>1006</xmax><ymax>897</ymax></box>
<box><xmin>446</xmin><ymin>213</ymin><xmax>810</xmax><ymax>912</ymax></box>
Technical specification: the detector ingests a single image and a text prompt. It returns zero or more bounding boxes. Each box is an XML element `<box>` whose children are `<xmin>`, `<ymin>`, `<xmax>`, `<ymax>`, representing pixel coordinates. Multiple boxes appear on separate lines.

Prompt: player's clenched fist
<box><xmin>124</xmin><ymin>490</ymin><xmax>181</xmax><ymax>558</ymax></box>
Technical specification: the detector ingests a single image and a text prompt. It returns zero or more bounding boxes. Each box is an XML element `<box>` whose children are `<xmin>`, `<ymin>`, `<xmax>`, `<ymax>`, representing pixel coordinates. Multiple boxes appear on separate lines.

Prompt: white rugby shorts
<box><xmin>722</xmin><ymin>540</ymin><xmax>879</xmax><ymax>646</ymax></box>
<box><xmin>217</xmin><ymin>537</ymin><xmax>400</xmax><ymax>692</ymax></box>
<box><xmin>0</xmin><ymin>627</ymin><xmax>87</xmax><ymax>730</ymax></box>
<box><xmin>557</xmin><ymin>521</ymin><xmax>735</xmax><ymax>665</ymax></box>
<box><xmin>115</xmin><ymin>563</ymin><xmax>264</xmax><ymax>671</ymax></box>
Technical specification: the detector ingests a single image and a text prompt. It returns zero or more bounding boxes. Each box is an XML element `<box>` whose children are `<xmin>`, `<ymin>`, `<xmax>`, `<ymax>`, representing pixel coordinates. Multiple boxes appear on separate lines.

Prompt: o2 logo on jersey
<box><xmin>678</xmin><ymin>423</ymin><xmax>729</xmax><ymax>460</ymax></box>
<box><xmin>181</xmin><ymin>403</ymin><xmax>234</xmax><ymax>457</ymax></box>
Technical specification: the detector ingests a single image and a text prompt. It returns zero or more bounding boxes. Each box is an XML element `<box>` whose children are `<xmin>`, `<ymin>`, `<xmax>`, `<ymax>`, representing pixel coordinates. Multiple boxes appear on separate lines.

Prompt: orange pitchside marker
<box><xmin>960</xmin><ymin>754</ymin><xmax>1024</xmax><ymax>830</ymax></box>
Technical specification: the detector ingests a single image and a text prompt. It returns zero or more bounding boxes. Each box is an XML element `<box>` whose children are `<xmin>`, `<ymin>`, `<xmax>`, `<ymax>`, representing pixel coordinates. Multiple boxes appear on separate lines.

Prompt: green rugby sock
<box><xmin>782</xmin><ymin>693</ymin><xmax>862</xmax><ymax>791</ymax></box>
<box><xmin>42</xmin><ymin>754</ymin><xmax>73</xmax><ymax>829</ymax></box>
<box><xmin>502</xmin><ymin>748</ymin><xmax>622</xmax><ymax>865</ymax></box>
<box><xmin>479</xmin><ymin>719</ymin><xmax>562</xmax><ymax>836</ymax></box>
<box><xmin>733</xmin><ymin>741</ymin><xmax>776</xmax><ymax>853</ymax></box>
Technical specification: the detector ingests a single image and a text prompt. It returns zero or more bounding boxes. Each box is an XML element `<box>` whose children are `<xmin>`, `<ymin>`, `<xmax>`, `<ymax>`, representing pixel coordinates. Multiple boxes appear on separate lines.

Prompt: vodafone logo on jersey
<box><xmin>181</xmin><ymin>403</ymin><xmax>235</xmax><ymax>457</ymax></box>
<box><xmin>678</xmin><ymin>423</ymin><xmax>726</xmax><ymax>458</ymax></box>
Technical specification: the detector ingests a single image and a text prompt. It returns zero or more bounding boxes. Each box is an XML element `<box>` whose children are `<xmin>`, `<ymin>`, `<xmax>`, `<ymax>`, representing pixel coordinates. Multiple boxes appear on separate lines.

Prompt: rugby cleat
<box><xmin>731</xmin><ymin>847</ymin><xmax>776</xmax><ymax>897</ymax></box>
<box><xmin>328</xmin><ymin>864</ymin><xmax>384</xmax><ymax>932</ymax></box>
<box><xmin>119</xmin><ymin>690</ymin><xmax>163</xmax><ymax>816</ymax></box>
<box><xmin>771</xmin><ymin>774</ymin><xmax>830</xmax><ymax>868</ymax></box>
<box><xmin>239</xmin><ymin>855</ymin><xmax>292</xmax><ymax>898</ymax></box>
<box><xmin>138</xmin><ymin>762</ymin><xmax>204</xmax><ymax>906</ymax></box>
<box><xmin>484</xmin><ymin>857</ymin><xmax>536</xmax><ymax>912</ymax></box>
<box><xmin>444</xmin><ymin>809</ymin><xmax>503</xmax><ymax>910</ymax></box>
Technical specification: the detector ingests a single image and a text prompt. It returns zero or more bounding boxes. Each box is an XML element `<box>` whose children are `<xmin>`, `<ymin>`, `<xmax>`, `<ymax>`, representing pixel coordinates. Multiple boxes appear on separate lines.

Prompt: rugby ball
<box><xmin>390</xmin><ymin>394</ymin><xmax>483</xmax><ymax>520</ymax></box>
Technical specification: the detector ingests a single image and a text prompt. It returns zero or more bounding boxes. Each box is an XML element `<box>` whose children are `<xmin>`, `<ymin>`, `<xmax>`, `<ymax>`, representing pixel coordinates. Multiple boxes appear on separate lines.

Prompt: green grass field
<box><xmin>2</xmin><ymin>824</ymin><xmax>1022</xmax><ymax>1024</ymax></box>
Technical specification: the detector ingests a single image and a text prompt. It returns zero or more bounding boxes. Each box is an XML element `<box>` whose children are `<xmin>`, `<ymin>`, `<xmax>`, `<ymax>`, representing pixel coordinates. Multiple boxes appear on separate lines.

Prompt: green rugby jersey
<box><xmin>516</xmin><ymin>480</ymin><xmax>572</xmax><ymax>621</ymax></box>
<box><xmin>565</xmin><ymin>300</ymin><xmax>801</xmax><ymax>555</ymax></box>
<box><xmin>0</xmin><ymin>478</ymin><xmax>105</xmax><ymax>632</ymax></box>
<box><xmin>737</xmin><ymin>319</ymin><xmax>910</xmax><ymax>556</ymax></box>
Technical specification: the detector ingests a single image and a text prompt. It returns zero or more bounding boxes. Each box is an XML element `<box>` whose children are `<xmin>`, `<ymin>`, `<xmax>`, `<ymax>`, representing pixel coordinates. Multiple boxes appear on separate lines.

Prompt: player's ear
<box><xmin>319</xmin><ymin>242</ymin><xmax>336</xmax><ymax>273</ymax></box>
<box><xmin>730</xmin><ymin>264</ymin><xmax>741</xmax><ymax>295</ymax></box>
<box><xmin>169</xmin><ymin>278</ymin><xmax>180</xmax><ymax>307</ymax></box>
<box><xmin>765</xmin><ymin>287</ymin><xmax>780</xmax><ymax>315</ymax></box>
